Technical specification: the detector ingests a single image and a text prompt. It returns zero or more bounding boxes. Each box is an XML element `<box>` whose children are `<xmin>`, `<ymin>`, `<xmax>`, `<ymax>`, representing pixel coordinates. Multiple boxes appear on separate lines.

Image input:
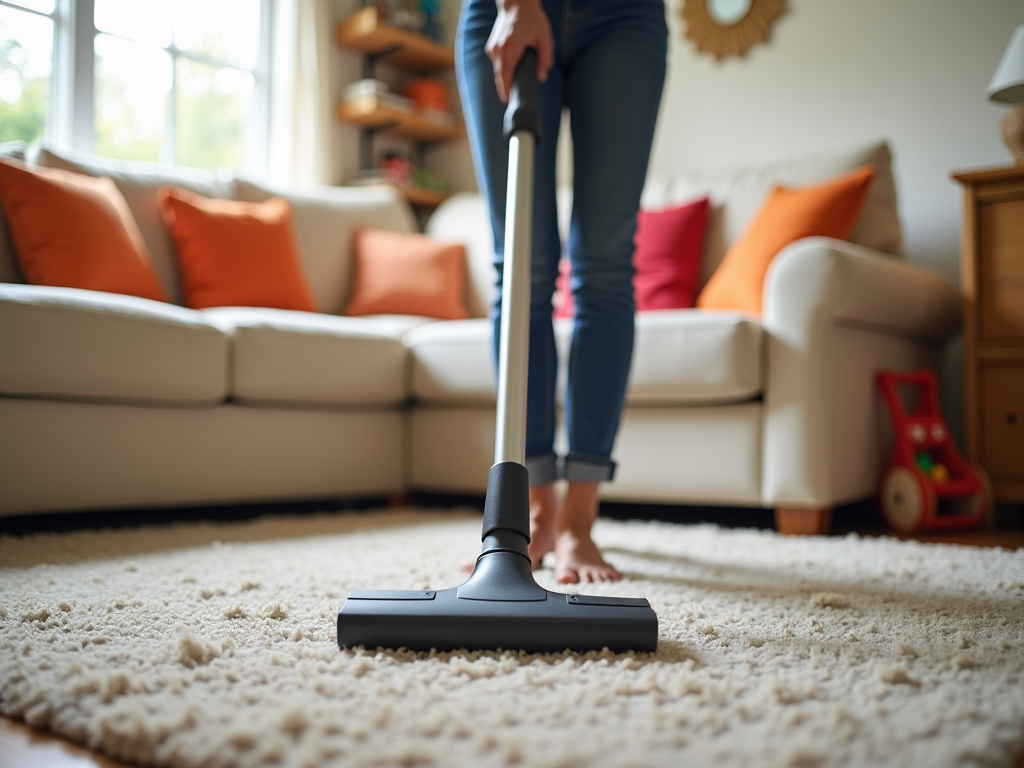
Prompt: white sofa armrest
<box><xmin>761</xmin><ymin>237</ymin><xmax>961</xmax><ymax>510</ymax></box>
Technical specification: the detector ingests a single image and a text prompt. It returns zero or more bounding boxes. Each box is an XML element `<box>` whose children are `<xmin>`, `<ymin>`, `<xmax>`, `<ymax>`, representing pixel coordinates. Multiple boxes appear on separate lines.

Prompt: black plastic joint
<box><xmin>481</xmin><ymin>461</ymin><xmax>531</xmax><ymax>543</ymax></box>
<box><xmin>502</xmin><ymin>49</ymin><xmax>542</xmax><ymax>143</ymax></box>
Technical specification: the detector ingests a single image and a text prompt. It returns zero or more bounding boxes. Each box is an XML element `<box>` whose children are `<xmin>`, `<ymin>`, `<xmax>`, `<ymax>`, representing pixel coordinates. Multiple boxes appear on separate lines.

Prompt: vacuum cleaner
<box><xmin>336</xmin><ymin>51</ymin><xmax>659</xmax><ymax>654</ymax></box>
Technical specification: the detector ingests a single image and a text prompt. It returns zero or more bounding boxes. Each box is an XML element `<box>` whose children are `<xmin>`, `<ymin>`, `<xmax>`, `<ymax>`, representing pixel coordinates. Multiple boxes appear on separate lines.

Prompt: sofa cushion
<box><xmin>642</xmin><ymin>141</ymin><xmax>901</xmax><ymax>292</ymax></box>
<box><xmin>31</xmin><ymin>146</ymin><xmax>234</xmax><ymax>305</ymax></box>
<box><xmin>697</xmin><ymin>166</ymin><xmax>875</xmax><ymax>316</ymax></box>
<box><xmin>406</xmin><ymin>319</ymin><xmax>495</xmax><ymax>404</ymax></box>
<box><xmin>0</xmin><ymin>284</ymin><xmax>228</xmax><ymax>404</ymax></box>
<box><xmin>346</xmin><ymin>228</ymin><xmax>469</xmax><ymax>320</ymax></box>
<box><xmin>628</xmin><ymin>310</ymin><xmax>762</xmax><ymax>404</ymax></box>
<box><xmin>406</xmin><ymin>310</ymin><xmax>762</xmax><ymax>406</ymax></box>
<box><xmin>233</xmin><ymin>179</ymin><xmax>418</xmax><ymax>315</ymax></box>
<box><xmin>159</xmin><ymin>187</ymin><xmax>314</xmax><ymax>311</ymax></box>
<box><xmin>0</xmin><ymin>158</ymin><xmax>167</xmax><ymax>302</ymax></box>
<box><xmin>202</xmin><ymin>307</ymin><xmax>428</xmax><ymax>407</ymax></box>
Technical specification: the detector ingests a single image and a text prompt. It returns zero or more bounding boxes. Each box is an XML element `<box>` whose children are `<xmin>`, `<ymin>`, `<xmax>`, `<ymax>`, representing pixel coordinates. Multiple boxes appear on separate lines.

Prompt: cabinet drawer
<box><xmin>979</xmin><ymin>198</ymin><xmax>1024</xmax><ymax>341</ymax></box>
<box><xmin>980</xmin><ymin>364</ymin><xmax>1024</xmax><ymax>478</ymax></box>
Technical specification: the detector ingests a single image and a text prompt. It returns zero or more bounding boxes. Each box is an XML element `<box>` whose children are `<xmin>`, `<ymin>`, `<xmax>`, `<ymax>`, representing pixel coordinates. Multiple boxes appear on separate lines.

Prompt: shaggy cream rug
<box><xmin>1</xmin><ymin>509</ymin><xmax>1023</xmax><ymax>768</ymax></box>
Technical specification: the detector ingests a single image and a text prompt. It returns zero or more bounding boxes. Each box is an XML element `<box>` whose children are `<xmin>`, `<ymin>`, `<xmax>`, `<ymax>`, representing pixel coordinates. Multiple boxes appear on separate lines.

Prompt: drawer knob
<box><xmin>1008</xmin><ymin>412</ymin><xmax>1017</xmax><ymax>426</ymax></box>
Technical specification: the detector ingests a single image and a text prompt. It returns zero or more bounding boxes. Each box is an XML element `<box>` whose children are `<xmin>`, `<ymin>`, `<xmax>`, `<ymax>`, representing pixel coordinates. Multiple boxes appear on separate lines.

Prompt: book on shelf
<box><xmin>342</xmin><ymin>79</ymin><xmax>413</xmax><ymax>112</ymax></box>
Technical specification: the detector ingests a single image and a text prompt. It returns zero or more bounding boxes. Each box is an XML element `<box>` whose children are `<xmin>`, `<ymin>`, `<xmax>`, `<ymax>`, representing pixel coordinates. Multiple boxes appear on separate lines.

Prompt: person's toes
<box><xmin>585</xmin><ymin>564</ymin><xmax>621</xmax><ymax>583</ymax></box>
<box><xmin>555</xmin><ymin>565</ymin><xmax>580</xmax><ymax>584</ymax></box>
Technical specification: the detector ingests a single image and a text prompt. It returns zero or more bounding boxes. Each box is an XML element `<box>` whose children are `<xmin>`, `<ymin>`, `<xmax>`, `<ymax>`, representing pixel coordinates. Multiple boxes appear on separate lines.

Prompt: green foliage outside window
<box><xmin>0</xmin><ymin>24</ymin><xmax>50</xmax><ymax>146</ymax></box>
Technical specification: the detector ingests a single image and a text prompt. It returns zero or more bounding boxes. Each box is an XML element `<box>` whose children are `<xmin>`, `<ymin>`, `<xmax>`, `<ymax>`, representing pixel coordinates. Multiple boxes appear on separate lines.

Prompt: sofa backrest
<box><xmin>642</xmin><ymin>140</ymin><xmax>901</xmax><ymax>292</ymax></box>
<box><xmin>432</xmin><ymin>140</ymin><xmax>901</xmax><ymax>316</ymax></box>
<box><xmin>234</xmin><ymin>179</ymin><xmax>418</xmax><ymax>315</ymax></box>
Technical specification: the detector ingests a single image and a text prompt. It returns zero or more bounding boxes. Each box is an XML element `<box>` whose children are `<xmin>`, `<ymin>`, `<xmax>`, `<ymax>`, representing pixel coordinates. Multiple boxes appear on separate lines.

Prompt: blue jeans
<box><xmin>456</xmin><ymin>0</ymin><xmax>667</xmax><ymax>486</ymax></box>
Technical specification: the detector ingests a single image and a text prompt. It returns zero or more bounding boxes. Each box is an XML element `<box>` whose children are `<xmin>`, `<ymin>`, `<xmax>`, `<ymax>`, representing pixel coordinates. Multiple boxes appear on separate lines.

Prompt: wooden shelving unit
<box><xmin>337</xmin><ymin>7</ymin><xmax>459</xmax><ymax>211</ymax></box>
<box><xmin>336</xmin><ymin>96</ymin><xmax>460</xmax><ymax>143</ymax></box>
<box><xmin>337</xmin><ymin>7</ymin><xmax>454</xmax><ymax>72</ymax></box>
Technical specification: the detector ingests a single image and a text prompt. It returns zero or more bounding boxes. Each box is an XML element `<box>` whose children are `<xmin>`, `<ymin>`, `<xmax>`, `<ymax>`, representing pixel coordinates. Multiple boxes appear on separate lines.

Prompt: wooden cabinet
<box><xmin>953</xmin><ymin>166</ymin><xmax>1024</xmax><ymax>502</ymax></box>
<box><xmin>337</xmin><ymin>7</ymin><xmax>460</xmax><ymax>210</ymax></box>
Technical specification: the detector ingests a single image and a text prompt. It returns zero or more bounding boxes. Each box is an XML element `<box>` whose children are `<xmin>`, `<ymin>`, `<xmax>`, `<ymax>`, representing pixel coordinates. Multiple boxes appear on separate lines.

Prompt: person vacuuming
<box><xmin>456</xmin><ymin>0</ymin><xmax>668</xmax><ymax>583</ymax></box>
<box><xmin>337</xmin><ymin>27</ymin><xmax>658</xmax><ymax>656</ymax></box>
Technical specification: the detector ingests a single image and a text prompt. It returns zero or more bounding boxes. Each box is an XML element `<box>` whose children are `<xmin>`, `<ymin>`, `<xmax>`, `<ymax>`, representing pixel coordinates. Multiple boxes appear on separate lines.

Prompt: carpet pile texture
<box><xmin>1</xmin><ymin>509</ymin><xmax>1023</xmax><ymax>768</ymax></box>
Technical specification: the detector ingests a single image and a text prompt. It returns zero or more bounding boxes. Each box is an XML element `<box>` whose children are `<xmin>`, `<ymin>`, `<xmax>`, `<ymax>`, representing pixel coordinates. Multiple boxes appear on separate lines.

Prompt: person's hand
<box><xmin>485</xmin><ymin>0</ymin><xmax>554</xmax><ymax>103</ymax></box>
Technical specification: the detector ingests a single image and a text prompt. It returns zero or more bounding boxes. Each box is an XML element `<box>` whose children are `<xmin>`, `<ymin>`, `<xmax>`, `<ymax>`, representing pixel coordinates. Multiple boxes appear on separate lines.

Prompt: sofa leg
<box><xmin>388</xmin><ymin>492</ymin><xmax>409</xmax><ymax>508</ymax></box>
<box><xmin>774</xmin><ymin>507</ymin><xmax>832</xmax><ymax>536</ymax></box>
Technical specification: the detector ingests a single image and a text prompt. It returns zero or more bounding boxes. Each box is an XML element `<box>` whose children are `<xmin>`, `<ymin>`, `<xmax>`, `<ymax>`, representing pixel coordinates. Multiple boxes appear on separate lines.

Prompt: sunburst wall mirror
<box><xmin>681</xmin><ymin>0</ymin><xmax>785</xmax><ymax>61</ymax></box>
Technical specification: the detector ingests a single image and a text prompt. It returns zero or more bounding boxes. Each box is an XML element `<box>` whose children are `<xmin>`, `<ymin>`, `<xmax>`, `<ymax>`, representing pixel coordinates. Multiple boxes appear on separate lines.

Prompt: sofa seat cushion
<box><xmin>0</xmin><ymin>283</ymin><xmax>228</xmax><ymax>404</ymax></box>
<box><xmin>629</xmin><ymin>310</ymin><xmax>762</xmax><ymax>404</ymax></box>
<box><xmin>406</xmin><ymin>319</ymin><xmax>495</xmax><ymax>404</ymax></box>
<box><xmin>406</xmin><ymin>310</ymin><xmax>762</xmax><ymax>406</ymax></box>
<box><xmin>203</xmin><ymin>308</ymin><xmax>430</xmax><ymax>407</ymax></box>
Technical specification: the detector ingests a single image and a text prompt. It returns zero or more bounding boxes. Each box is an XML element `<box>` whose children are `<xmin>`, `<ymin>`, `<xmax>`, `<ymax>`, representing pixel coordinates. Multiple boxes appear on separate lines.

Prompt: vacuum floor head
<box><xmin>337</xmin><ymin>554</ymin><xmax>658</xmax><ymax>654</ymax></box>
<box><xmin>337</xmin><ymin>464</ymin><xmax>658</xmax><ymax>655</ymax></box>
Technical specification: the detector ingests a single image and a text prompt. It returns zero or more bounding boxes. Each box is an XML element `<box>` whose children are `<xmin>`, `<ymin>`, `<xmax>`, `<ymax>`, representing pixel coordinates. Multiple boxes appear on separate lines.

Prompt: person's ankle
<box><xmin>557</xmin><ymin>481</ymin><xmax>599</xmax><ymax>532</ymax></box>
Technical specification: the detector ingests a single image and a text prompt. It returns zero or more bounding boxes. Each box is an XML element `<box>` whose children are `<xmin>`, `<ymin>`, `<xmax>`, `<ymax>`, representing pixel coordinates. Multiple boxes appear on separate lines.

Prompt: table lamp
<box><xmin>988</xmin><ymin>23</ymin><xmax>1024</xmax><ymax>164</ymax></box>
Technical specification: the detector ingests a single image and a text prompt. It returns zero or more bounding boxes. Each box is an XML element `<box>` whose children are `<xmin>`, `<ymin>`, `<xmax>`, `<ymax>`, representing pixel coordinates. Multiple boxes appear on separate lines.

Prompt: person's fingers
<box><xmin>536</xmin><ymin>37</ymin><xmax>554</xmax><ymax>83</ymax></box>
<box><xmin>497</xmin><ymin>46</ymin><xmax>520</xmax><ymax>102</ymax></box>
<box><xmin>484</xmin><ymin>4</ymin><xmax>554</xmax><ymax>102</ymax></box>
<box><xmin>485</xmin><ymin>37</ymin><xmax>519</xmax><ymax>103</ymax></box>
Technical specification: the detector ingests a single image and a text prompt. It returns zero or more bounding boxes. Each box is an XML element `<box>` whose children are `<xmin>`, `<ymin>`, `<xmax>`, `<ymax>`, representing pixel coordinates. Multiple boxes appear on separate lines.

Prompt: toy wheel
<box><xmin>966</xmin><ymin>461</ymin><xmax>995</xmax><ymax>528</ymax></box>
<box><xmin>881</xmin><ymin>466</ymin><xmax>936</xmax><ymax>534</ymax></box>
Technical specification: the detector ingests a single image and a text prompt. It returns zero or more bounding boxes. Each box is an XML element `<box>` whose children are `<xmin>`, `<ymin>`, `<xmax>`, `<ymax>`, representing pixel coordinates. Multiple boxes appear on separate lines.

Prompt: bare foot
<box><xmin>528</xmin><ymin>484</ymin><xmax>558</xmax><ymax>571</ymax></box>
<box><xmin>553</xmin><ymin>482</ymin><xmax>621</xmax><ymax>584</ymax></box>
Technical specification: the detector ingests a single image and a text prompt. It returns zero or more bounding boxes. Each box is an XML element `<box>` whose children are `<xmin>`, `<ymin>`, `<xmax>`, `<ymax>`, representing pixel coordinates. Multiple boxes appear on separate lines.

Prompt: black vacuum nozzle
<box><xmin>336</xmin><ymin>459</ymin><xmax>658</xmax><ymax>654</ymax></box>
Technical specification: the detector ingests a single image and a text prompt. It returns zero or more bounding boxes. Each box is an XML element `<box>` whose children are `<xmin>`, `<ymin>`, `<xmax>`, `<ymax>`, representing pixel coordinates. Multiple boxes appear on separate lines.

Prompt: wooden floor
<box><xmin>2</xmin><ymin>526</ymin><xmax>1022</xmax><ymax>768</ymax></box>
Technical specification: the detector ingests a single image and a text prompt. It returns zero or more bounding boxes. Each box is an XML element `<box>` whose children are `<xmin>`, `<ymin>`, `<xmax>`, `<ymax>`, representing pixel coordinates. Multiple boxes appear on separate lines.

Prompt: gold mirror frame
<box><xmin>681</xmin><ymin>0</ymin><xmax>784</xmax><ymax>61</ymax></box>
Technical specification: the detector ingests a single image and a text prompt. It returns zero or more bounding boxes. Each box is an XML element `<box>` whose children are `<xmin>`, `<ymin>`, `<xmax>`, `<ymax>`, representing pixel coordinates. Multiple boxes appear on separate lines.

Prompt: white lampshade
<box><xmin>988</xmin><ymin>24</ymin><xmax>1024</xmax><ymax>103</ymax></box>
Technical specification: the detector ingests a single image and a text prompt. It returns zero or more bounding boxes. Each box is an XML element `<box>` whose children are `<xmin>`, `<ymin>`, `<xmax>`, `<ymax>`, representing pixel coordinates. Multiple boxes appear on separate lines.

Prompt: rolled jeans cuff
<box><xmin>524</xmin><ymin>452</ymin><xmax>559</xmax><ymax>487</ymax></box>
<box><xmin>561</xmin><ymin>454</ymin><xmax>617</xmax><ymax>483</ymax></box>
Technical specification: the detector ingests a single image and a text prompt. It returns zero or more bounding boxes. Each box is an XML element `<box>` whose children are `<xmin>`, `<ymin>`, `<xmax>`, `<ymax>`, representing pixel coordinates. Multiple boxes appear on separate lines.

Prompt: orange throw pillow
<box><xmin>0</xmin><ymin>158</ymin><xmax>166</xmax><ymax>301</ymax></box>
<box><xmin>346</xmin><ymin>228</ymin><xmax>469</xmax><ymax>320</ymax></box>
<box><xmin>697</xmin><ymin>165</ymin><xmax>876</xmax><ymax>316</ymax></box>
<box><xmin>159</xmin><ymin>187</ymin><xmax>314</xmax><ymax>311</ymax></box>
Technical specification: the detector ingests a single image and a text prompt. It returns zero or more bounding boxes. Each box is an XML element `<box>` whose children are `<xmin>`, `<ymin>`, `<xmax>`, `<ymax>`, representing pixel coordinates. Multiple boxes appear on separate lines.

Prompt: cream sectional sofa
<box><xmin>0</xmin><ymin>142</ymin><xmax>961</xmax><ymax>529</ymax></box>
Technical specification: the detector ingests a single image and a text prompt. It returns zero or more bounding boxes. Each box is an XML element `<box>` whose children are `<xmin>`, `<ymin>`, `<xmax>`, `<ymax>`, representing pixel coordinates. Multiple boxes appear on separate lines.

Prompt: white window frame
<box><xmin>7</xmin><ymin>0</ymin><xmax>271</xmax><ymax>173</ymax></box>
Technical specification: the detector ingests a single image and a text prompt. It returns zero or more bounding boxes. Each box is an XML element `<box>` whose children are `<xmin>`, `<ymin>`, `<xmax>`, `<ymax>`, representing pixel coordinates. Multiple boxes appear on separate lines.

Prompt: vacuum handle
<box><xmin>493</xmin><ymin>51</ymin><xmax>538</xmax><ymax>469</ymax></box>
<box><xmin>503</xmin><ymin>48</ymin><xmax>542</xmax><ymax>143</ymax></box>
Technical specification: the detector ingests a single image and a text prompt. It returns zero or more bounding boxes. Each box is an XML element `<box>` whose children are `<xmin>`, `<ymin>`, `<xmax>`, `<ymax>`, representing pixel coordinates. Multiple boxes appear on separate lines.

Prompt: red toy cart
<box><xmin>876</xmin><ymin>369</ymin><xmax>991</xmax><ymax>534</ymax></box>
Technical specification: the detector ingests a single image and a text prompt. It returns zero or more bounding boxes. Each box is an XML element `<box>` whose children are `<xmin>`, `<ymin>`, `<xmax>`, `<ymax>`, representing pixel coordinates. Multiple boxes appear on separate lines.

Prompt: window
<box><xmin>0</xmin><ymin>0</ymin><xmax>55</xmax><ymax>147</ymax></box>
<box><xmin>0</xmin><ymin>0</ymin><xmax>268</xmax><ymax>173</ymax></box>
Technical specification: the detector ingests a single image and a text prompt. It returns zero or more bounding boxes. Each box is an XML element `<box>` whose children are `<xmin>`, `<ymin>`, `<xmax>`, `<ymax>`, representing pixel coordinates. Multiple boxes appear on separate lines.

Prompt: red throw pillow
<box><xmin>159</xmin><ymin>187</ymin><xmax>315</xmax><ymax>311</ymax></box>
<box><xmin>0</xmin><ymin>157</ymin><xmax>166</xmax><ymax>301</ymax></box>
<box><xmin>553</xmin><ymin>197</ymin><xmax>710</xmax><ymax>318</ymax></box>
